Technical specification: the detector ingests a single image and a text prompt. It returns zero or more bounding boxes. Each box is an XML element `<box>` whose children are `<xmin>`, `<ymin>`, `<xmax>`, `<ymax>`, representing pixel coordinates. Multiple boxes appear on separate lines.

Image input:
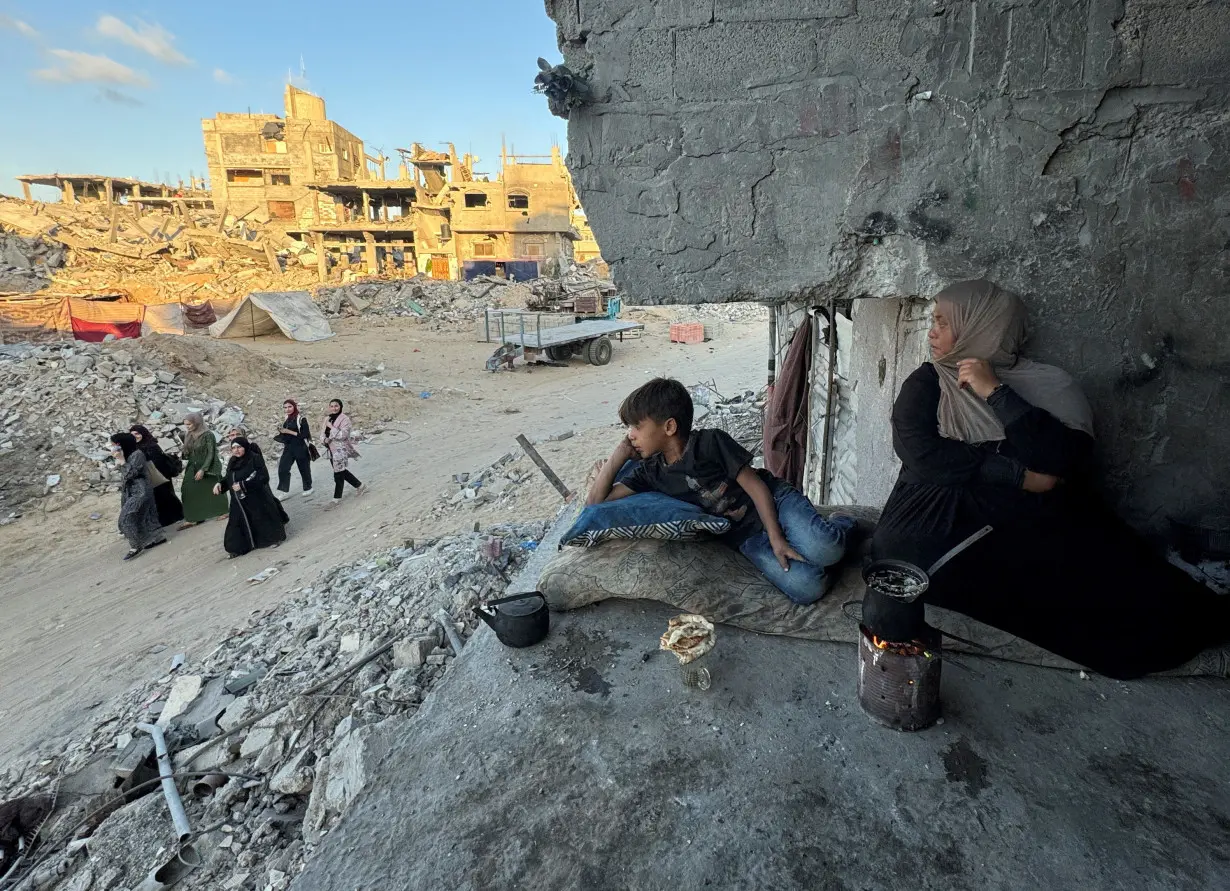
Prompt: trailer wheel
<box><xmin>546</xmin><ymin>346</ymin><xmax>571</xmax><ymax>362</ymax></box>
<box><xmin>585</xmin><ymin>336</ymin><xmax>613</xmax><ymax>366</ymax></box>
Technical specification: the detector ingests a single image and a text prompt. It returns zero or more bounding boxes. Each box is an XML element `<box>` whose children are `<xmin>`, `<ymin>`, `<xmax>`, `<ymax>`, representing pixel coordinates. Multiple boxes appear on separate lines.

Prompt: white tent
<box><xmin>209</xmin><ymin>291</ymin><xmax>334</xmax><ymax>342</ymax></box>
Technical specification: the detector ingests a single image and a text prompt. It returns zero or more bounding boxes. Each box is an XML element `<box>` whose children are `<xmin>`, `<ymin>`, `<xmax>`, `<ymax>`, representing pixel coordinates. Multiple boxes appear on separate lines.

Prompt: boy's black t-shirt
<box><xmin>621</xmin><ymin>428</ymin><xmax>768</xmax><ymax>541</ymax></box>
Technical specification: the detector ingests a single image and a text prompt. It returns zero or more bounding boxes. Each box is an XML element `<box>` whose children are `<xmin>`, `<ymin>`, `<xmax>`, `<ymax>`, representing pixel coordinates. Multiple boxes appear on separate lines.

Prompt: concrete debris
<box><xmin>0</xmin><ymin>522</ymin><xmax>546</xmax><ymax>891</ymax></box>
<box><xmin>0</xmin><ymin>340</ymin><xmax>245</xmax><ymax>512</ymax></box>
<box><xmin>692</xmin><ymin>386</ymin><xmax>766</xmax><ymax>457</ymax></box>
<box><xmin>0</xmin><ymin>228</ymin><xmax>67</xmax><ymax>293</ymax></box>
<box><xmin>315</xmin><ymin>276</ymin><xmax>537</xmax><ymax>330</ymax></box>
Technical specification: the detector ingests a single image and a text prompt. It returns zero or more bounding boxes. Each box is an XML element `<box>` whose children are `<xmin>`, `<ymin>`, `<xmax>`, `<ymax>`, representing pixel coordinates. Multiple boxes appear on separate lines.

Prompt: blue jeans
<box><xmin>738</xmin><ymin>484</ymin><xmax>855</xmax><ymax>605</ymax></box>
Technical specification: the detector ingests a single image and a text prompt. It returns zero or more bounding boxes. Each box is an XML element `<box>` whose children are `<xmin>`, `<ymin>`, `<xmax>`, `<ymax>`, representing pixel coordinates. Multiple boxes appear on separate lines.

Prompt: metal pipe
<box><xmin>136</xmin><ymin>723</ymin><xmax>192</xmax><ymax>843</ymax></box>
<box><xmin>435</xmin><ymin>608</ymin><xmax>466</xmax><ymax>655</ymax></box>
<box><xmin>819</xmin><ymin>300</ymin><xmax>838</xmax><ymax>502</ymax></box>
<box><xmin>767</xmin><ymin>308</ymin><xmax>777</xmax><ymax>388</ymax></box>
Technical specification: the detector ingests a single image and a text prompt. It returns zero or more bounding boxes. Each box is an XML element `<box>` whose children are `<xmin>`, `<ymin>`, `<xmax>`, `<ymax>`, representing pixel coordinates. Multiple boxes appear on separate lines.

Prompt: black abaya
<box><xmin>221</xmin><ymin>449</ymin><xmax>288</xmax><ymax>557</ymax></box>
<box><xmin>872</xmin><ymin>364</ymin><xmax>1229</xmax><ymax>679</ymax></box>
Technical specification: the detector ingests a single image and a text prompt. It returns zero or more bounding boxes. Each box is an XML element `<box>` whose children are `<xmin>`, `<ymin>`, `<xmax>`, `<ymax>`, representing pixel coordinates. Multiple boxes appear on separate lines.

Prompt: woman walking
<box><xmin>322</xmin><ymin>399</ymin><xmax>365</xmax><ymax>509</ymax></box>
<box><xmin>109</xmin><ymin>432</ymin><xmax>167</xmax><ymax>561</ymax></box>
<box><xmin>129</xmin><ymin>424</ymin><xmax>185</xmax><ymax>528</ymax></box>
<box><xmin>214</xmin><ymin>437</ymin><xmax>288</xmax><ymax>557</ymax></box>
<box><xmin>275</xmin><ymin>399</ymin><xmax>314</xmax><ymax>501</ymax></box>
<box><xmin>178</xmin><ymin>412</ymin><xmax>229</xmax><ymax>529</ymax></box>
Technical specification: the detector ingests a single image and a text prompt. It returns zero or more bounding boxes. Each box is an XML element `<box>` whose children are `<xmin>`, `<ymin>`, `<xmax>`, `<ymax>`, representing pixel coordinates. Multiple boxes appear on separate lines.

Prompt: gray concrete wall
<box><xmin>546</xmin><ymin>0</ymin><xmax>1230</xmax><ymax>532</ymax></box>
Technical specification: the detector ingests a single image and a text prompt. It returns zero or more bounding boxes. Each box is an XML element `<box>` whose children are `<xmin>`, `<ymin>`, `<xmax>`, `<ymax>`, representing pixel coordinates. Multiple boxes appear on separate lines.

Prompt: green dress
<box><xmin>180</xmin><ymin>431</ymin><xmax>230</xmax><ymax>522</ymax></box>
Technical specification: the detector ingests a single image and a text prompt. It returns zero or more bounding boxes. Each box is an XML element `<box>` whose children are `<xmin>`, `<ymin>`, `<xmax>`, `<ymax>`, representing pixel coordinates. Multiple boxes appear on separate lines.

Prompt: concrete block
<box><xmin>715</xmin><ymin>0</ymin><xmax>854</xmax><ymax>21</ymax></box>
<box><xmin>674</xmin><ymin>22</ymin><xmax>818</xmax><ymax>101</ymax></box>
<box><xmin>579</xmin><ymin>0</ymin><xmax>714</xmax><ymax>31</ymax></box>
<box><xmin>157</xmin><ymin>674</ymin><xmax>203</xmax><ymax>727</ymax></box>
<box><xmin>586</xmin><ymin>27</ymin><xmax>675</xmax><ymax>102</ymax></box>
<box><xmin>393</xmin><ymin>636</ymin><xmax>433</xmax><ymax>669</ymax></box>
<box><xmin>239</xmin><ymin>708</ymin><xmax>288</xmax><ymax>759</ymax></box>
<box><xmin>269</xmin><ymin>748</ymin><xmax>315</xmax><ymax>796</ymax></box>
<box><xmin>111</xmin><ymin>736</ymin><xmax>155</xmax><ymax>781</ymax></box>
<box><xmin>176</xmin><ymin>676</ymin><xmax>235</xmax><ymax>739</ymax></box>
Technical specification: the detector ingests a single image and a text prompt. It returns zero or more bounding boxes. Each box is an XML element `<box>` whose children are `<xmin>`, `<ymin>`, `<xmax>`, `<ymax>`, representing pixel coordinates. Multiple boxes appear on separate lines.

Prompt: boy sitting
<box><xmin>586</xmin><ymin>377</ymin><xmax>854</xmax><ymax>604</ymax></box>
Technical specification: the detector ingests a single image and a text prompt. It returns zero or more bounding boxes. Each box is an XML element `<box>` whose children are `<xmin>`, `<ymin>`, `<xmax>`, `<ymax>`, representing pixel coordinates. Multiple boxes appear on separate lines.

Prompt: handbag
<box><xmin>308</xmin><ymin>442</ymin><xmax>321</xmax><ymax>462</ymax></box>
<box><xmin>147</xmin><ymin>463</ymin><xmax>170</xmax><ymax>487</ymax></box>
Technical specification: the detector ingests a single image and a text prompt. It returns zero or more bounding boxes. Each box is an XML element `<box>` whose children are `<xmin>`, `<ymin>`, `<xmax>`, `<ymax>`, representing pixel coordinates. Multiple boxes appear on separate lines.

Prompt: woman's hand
<box><xmin>1022</xmin><ymin>470</ymin><xmax>1060</xmax><ymax>493</ymax></box>
<box><xmin>194</xmin><ymin>470</ymin><xmax>204</xmax><ymax>481</ymax></box>
<box><xmin>212</xmin><ymin>483</ymin><xmax>222</xmax><ymax>495</ymax></box>
<box><xmin>232</xmin><ymin>483</ymin><xmax>242</xmax><ymax>492</ymax></box>
<box><xmin>957</xmin><ymin>358</ymin><xmax>1001</xmax><ymax>399</ymax></box>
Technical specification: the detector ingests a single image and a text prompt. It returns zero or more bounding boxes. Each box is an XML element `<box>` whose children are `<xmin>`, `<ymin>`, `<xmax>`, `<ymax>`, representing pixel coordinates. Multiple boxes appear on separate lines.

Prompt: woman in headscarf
<box><xmin>274</xmin><ymin>398</ymin><xmax>314</xmax><ymax>502</ymax></box>
<box><xmin>129</xmin><ymin>424</ymin><xmax>185</xmax><ymax>528</ymax></box>
<box><xmin>870</xmin><ymin>280</ymin><xmax>1229</xmax><ymax>679</ymax></box>
<box><xmin>213</xmin><ymin>436</ymin><xmax>289</xmax><ymax>557</ymax></box>
<box><xmin>322</xmin><ymin>398</ymin><xmax>365</xmax><ymax>510</ymax></box>
<box><xmin>225</xmin><ymin>426</ymin><xmax>264</xmax><ymax>459</ymax></box>
<box><xmin>178</xmin><ymin>412</ymin><xmax>229</xmax><ymax>529</ymax></box>
<box><xmin>109</xmin><ymin>432</ymin><xmax>167</xmax><ymax>561</ymax></box>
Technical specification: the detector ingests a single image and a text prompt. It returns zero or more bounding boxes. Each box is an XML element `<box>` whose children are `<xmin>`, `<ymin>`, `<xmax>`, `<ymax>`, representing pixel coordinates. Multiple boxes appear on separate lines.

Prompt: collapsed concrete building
<box><xmin>202</xmin><ymin>85</ymin><xmax>591</xmax><ymax>280</ymax></box>
<box><xmin>15</xmin><ymin>174</ymin><xmax>212</xmax><ymax>213</ymax></box>
<box><xmin>545</xmin><ymin>0</ymin><xmax>1230</xmax><ymax>536</ymax></box>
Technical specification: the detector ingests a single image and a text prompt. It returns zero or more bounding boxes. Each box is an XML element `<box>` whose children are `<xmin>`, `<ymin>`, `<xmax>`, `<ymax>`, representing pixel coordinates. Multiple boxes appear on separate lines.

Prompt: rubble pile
<box><xmin>0</xmin><ymin>196</ymin><xmax>317</xmax><ymax>307</ymax></box>
<box><xmin>692</xmin><ymin>385</ymin><xmax>766</xmax><ymax>454</ymax></box>
<box><xmin>0</xmin><ymin>341</ymin><xmax>245</xmax><ymax>514</ymax></box>
<box><xmin>525</xmin><ymin>265</ymin><xmax>619</xmax><ymax>315</ymax></box>
<box><xmin>435</xmin><ymin>431</ymin><xmax>577</xmax><ymax>516</ymax></box>
<box><xmin>0</xmin><ymin>229</ymin><xmax>67</xmax><ymax>294</ymax></box>
<box><xmin>315</xmin><ymin>276</ymin><xmax>533</xmax><ymax>329</ymax></box>
<box><xmin>0</xmin><ymin>522</ymin><xmax>546</xmax><ymax>891</ymax></box>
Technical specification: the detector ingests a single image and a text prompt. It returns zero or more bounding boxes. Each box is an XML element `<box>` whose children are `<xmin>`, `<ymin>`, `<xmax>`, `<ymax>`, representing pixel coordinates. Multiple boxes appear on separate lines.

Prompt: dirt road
<box><xmin>0</xmin><ymin>314</ymin><xmax>767</xmax><ymax>764</ymax></box>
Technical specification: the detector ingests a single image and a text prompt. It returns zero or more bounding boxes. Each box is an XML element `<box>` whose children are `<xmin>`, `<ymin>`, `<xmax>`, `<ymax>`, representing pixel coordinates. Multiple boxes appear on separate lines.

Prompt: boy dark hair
<box><xmin>586</xmin><ymin>377</ymin><xmax>854</xmax><ymax>605</ymax></box>
<box><xmin>618</xmin><ymin>378</ymin><xmax>694</xmax><ymax>439</ymax></box>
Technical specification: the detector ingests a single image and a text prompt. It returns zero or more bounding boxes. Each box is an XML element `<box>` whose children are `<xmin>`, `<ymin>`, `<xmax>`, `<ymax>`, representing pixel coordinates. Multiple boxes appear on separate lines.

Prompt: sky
<box><xmin>0</xmin><ymin>1</ymin><xmax>567</xmax><ymax>198</ymax></box>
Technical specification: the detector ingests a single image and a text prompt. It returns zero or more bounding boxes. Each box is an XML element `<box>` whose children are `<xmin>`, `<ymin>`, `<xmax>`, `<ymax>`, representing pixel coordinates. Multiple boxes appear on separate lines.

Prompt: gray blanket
<box><xmin>537</xmin><ymin>505</ymin><xmax>1225</xmax><ymax>676</ymax></box>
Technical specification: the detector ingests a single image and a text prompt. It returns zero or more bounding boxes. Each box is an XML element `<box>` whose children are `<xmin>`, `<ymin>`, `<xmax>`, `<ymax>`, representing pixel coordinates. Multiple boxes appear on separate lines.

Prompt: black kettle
<box><xmin>474</xmin><ymin>592</ymin><xmax>549</xmax><ymax>648</ymax></box>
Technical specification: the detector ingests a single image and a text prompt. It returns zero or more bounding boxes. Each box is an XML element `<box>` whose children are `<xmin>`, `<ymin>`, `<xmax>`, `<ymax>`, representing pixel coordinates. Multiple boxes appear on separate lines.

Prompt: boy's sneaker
<box><xmin>275</xmin><ymin>490</ymin><xmax>290</xmax><ymax>502</ymax></box>
<box><xmin>325</xmin><ymin>498</ymin><xmax>341</xmax><ymax>511</ymax></box>
<box><xmin>301</xmin><ymin>488</ymin><xmax>314</xmax><ymax>498</ymax></box>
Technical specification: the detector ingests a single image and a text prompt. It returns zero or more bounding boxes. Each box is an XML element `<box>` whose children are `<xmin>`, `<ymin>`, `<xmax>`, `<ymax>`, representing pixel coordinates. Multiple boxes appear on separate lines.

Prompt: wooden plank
<box><xmin>214</xmin><ymin>202</ymin><xmax>228</xmax><ymax>232</ymax></box>
<box><xmin>314</xmin><ymin>233</ymin><xmax>327</xmax><ymax>283</ymax></box>
<box><xmin>263</xmin><ymin>240</ymin><xmax>282</xmax><ymax>274</ymax></box>
<box><xmin>108</xmin><ymin>208</ymin><xmax>120</xmax><ymax>244</ymax></box>
<box><xmin>516</xmin><ymin>434</ymin><xmax>571</xmax><ymax>500</ymax></box>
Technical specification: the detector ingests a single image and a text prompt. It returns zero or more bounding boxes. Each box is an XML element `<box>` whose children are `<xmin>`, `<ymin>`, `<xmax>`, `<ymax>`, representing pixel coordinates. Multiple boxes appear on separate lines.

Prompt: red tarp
<box><xmin>70</xmin><ymin>316</ymin><xmax>143</xmax><ymax>342</ymax></box>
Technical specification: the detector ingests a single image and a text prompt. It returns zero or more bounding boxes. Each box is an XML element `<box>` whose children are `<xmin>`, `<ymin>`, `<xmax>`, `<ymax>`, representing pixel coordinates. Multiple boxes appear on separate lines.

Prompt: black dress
<box><xmin>138</xmin><ymin>442</ymin><xmax>185</xmax><ymax>528</ymax></box>
<box><xmin>872</xmin><ymin>363</ymin><xmax>1229</xmax><ymax>679</ymax></box>
<box><xmin>222</xmin><ymin>450</ymin><xmax>289</xmax><ymax>557</ymax></box>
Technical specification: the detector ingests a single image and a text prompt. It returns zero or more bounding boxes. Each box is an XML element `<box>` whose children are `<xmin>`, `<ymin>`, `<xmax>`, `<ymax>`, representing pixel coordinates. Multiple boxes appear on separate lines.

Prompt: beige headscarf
<box><xmin>182</xmin><ymin>411</ymin><xmax>207</xmax><ymax>451</ymax></box>
<box><xmin>932</xmin><ymin>280</ymin><xmax>1095</xmax><ymax>443</ymax></box>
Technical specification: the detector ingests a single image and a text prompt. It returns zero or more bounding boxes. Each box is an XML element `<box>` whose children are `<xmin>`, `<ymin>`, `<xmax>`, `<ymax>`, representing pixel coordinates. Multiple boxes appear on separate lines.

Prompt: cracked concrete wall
<box><xmin>546</xmin><ymin>0</ymin><xmax>1230</xmax><ymax>532</ymax></box>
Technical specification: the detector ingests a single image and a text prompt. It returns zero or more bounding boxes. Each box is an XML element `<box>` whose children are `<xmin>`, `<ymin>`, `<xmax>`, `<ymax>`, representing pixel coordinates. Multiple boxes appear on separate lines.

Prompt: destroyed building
<box><xmin>201</xmin><ymin>86</ymin><xmax>594</xmax><ymax>281</ymax></box>
<box><xmin>15</xmin><ymin>174</ymin><xmax>212</xmax><ymax>213</ymax></box>
<box><xmin>545</xmin><ymin>0</ymin><xmax>1230</xmax><ymax>536</ymax></box>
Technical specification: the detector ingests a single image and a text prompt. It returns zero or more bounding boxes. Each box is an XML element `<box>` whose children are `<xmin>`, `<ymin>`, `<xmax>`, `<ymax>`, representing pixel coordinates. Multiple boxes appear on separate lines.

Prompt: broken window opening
<box><xmin>464</xmin><ymin>193</ymin><xmax>489</xmax><ymax>208</ymax></box>
<box><xmin>472</xmin><ymin>241</ymin><xmax>496</xmax><ymax>257</ymax></box>
<box><xmin>263</xmin><ymin>139</ymin><xmax>288</xmax><ymax>154</ymax></box>
<box><xmin>508</xmin><ymin>193</ymin><xmax>530</xmax><ymax>210</ymax></box>
<box><xmin>523</xmin><ymin>241</ymin><xmax>545</xmax><ymax>258</ymax></box>
<box><xmin>226</xmin><ymin>169</ymin><xmax>264</xmax><ymax>184</ymax></box>
<box><xmin>268</xmin><ymin>171</ymin><xmax>292</xmax><ymax>186</ymax></box>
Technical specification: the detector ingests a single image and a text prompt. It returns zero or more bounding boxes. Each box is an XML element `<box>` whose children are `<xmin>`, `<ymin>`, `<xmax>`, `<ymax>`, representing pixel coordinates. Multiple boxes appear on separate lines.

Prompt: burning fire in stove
<box><xmin>870</xmin><ymin>634</ymin><xmax>933</xmax><ymax>659</ymax></box>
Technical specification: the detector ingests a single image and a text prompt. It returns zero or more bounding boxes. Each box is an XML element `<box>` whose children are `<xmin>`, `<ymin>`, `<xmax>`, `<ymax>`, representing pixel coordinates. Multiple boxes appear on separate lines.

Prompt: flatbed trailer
<box><xmin>481</xmin><ymin>311</ymin><xmax>643</xmax><ymax>369</ymax></box>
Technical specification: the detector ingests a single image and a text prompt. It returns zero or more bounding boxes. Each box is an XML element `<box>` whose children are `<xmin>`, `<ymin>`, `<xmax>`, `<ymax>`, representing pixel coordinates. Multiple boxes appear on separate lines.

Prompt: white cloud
<box><xmin>34</xmin><ymin>49</ymin><xmax>151</xmax><ymax>87</ymax></box>
<box><xmin>96</xmin><ymin>14</ymin><xmax>190</xmax><ymax>65</ymax></box>
<box><xmin>0</xmin><ymin>14</ymin><xmax>38</xmax><ymax>38</ymax></box>
<box><xmin>213</xmin><ymin>68</ymin><xmax>237</xmax><ymax>85</ymax></box>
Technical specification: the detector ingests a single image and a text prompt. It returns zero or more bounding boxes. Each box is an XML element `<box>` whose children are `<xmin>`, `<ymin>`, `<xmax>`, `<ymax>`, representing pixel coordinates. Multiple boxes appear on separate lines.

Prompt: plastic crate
<box><xmin>670</xmin><ymin>323</ymin><xmax>705</xmax><ymax>344</ymax></box>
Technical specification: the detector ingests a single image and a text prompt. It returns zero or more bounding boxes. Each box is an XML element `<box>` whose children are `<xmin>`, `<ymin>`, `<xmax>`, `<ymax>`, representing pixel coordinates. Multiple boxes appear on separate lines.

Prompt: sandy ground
<box><xmin>0</xmin><ymin>313</ymin><xmax>768</xmax><ymax>764</ymax></box>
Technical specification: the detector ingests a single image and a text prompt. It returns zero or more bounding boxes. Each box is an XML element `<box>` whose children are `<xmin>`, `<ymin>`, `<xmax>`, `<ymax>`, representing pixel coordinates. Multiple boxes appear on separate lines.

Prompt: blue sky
<box><xmin>0</xmin><ymin>2</ymin><xmax>566</xmax><ymax>198</ymax></box>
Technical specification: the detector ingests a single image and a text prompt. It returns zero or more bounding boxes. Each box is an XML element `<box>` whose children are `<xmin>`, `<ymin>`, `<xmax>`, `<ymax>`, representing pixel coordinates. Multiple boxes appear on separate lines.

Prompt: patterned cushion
<box><xmin>561</xmin><ymin>492</ymin><xmax>731</xmax><ymax>548</ymax></box>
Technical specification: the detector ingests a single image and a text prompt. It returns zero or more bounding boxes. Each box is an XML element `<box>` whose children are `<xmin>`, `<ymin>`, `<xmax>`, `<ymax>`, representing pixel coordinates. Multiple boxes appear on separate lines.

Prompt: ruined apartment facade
<box><xmin>203</xmin><ymin>87</ymin><xmax>585</xmax><ymax>280</ymax></box>
<box><xmin>547</xmin><ymin>0</ymin><xmax>1230</xmax><ymax>535</ymax></box>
